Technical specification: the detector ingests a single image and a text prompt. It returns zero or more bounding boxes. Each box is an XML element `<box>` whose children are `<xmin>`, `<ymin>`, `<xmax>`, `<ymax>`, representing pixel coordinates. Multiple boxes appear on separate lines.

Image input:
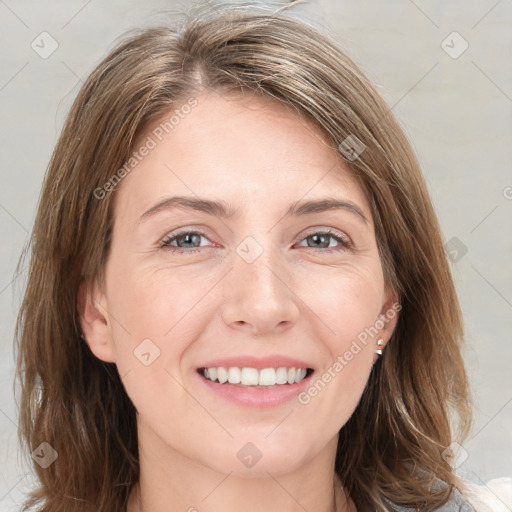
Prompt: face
<box><xmin>80</xmin><ymin>90</ymin><xmax>398</xmax><ymax>478</ymax></box>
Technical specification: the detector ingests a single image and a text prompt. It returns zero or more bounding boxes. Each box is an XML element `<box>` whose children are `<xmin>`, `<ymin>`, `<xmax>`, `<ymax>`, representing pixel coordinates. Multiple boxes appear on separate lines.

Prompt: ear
<box><xmin>377</xmin><ymin>288</ymin><xmax>401</xmax><ymax>349</ymax></box>
<box><xmin>77</xmin><ymin>279</ymin><xmax>117</xmax><ymax>363</ymax></box>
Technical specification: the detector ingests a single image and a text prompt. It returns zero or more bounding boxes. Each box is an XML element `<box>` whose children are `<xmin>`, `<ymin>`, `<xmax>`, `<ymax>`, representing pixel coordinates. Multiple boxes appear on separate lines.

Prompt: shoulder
<box><xmin>388</xmin><ymin>476</ymin><xmax>477</xmax><ymax>512</ymax></box>
<box><xmin>390</xmin><ymin>486</ymin><xmax>476</xmax><ymax>511</ymax></box>
<box><xmin>381</xmin><ymin>472</ymin><xmax>512</xmax><ymax>511</ymax></box>
<box><xmin>458</xmin><ymin>477</ymin><xmax>512</xmax><ymax>512</ymax></box>
<box><xmin>434</xmin><ymin>485</ymin><xmax>477</xmax><ymax>511</ymax></box>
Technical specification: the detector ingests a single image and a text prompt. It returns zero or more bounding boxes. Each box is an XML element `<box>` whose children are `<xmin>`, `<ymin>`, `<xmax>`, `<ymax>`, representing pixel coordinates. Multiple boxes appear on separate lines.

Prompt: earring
<box><xmin>375</xmin><ymin>339</ymin><xmax>383</xmax><ymax>355</ymax></box>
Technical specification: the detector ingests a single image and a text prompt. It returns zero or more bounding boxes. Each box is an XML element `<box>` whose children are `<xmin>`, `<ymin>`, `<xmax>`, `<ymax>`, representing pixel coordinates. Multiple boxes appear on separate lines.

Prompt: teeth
<box><xmin>259</xmin><ymin>368</ymin><xmax>276</xmax><ymax>386</ymax></box>
<box><xmin>202</xmin><ymin>366</ymin><xmax>310</xmax><ymax>386</ymax></box>
<box><xmin>227</xmin><ymin>367</ymin><xmax>241</xmax><ymax>384</ymax></box>
<box><xmin>275</xmin><ymin>367</ymin><xmax>288</xmax><ymax>384</ymax></box>
<box><xmin>217</xmin><ymin>367</ymin><xmax>228</xmax><ymax>384</ymax></box>
<box><xmin>241</xmin><ymin>367</ymin><xmax>259</xmax><ymax>385</ymax></box>
<box><xmin>295</xmin><ymin>368</ymin><xmax>307</xmax><ymax>383</ymax></box>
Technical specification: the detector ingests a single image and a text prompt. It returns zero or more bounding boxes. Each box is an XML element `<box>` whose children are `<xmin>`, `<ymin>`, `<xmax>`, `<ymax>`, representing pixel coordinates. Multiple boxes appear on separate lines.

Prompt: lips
<box><xmin>194</xmin><ymin>355</ymin><xmax>315</xmax><ymax>407</ymax></box>
<box><xmin>197</xmin><ymin>355</ymin><xmax>313</xmax><ymax>371</ymax></box>
<box><xmin>197</xmin><ymin>356</ymin><xmax>314</xmax><ymax>387</ymax></box>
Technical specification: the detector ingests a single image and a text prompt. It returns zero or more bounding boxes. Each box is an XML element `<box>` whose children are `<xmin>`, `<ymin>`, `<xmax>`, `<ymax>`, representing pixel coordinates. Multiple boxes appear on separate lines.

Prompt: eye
<box><xmin>296</xmin><ymin>229</ymin><xmax>352</xmax><ymax>252</ymax></box>
<box><xmin>160</xmin><ymin>228</ymin><xmax>352</xmax><ymax>254</ymax></box>
<box><xmin>160</xmin><ymin>230</ymin><xmax>212</xmax><ymax>253</ymax></box>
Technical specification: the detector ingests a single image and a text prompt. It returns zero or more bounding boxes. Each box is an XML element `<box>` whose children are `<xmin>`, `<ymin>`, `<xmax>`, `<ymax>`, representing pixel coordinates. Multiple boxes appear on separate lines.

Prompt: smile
<box><xmin>199</xmin><ymin>366</ymin><xmax>312</xmax><ymax>387</ymax></box>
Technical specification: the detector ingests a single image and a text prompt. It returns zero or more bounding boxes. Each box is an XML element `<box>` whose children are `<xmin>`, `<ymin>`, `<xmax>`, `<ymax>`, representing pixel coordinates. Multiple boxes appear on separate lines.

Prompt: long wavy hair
<box><xmin>15</xmin><ymin>2</ymin><xmax>472</xmax><ymax>511</ymax></box>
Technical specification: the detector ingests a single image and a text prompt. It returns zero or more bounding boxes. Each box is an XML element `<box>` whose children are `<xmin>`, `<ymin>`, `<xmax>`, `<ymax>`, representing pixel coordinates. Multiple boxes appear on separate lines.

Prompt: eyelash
<box><xmin>160</xmin><ymin>228</ymin><xmax>353</xmax><ymax>254</ymax></box>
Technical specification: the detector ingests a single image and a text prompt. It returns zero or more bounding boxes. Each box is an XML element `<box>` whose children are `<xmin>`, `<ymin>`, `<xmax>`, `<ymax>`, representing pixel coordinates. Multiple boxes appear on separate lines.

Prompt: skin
<box><xmin>79</xmin><ymin>89</ymin><xmax>398</xmax><ymax>512</ymax></box>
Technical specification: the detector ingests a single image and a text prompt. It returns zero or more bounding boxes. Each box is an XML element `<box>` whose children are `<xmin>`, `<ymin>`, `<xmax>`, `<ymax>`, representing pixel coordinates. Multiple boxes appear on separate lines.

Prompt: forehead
<box><xmin>113</xmin><ymin>91</ymin><xmax>370</xmax><ymax>223</ymax></box>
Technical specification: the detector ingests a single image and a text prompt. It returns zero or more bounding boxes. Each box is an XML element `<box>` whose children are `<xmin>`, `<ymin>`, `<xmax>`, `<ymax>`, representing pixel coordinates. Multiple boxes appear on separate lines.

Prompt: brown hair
<box><xmin>15</xmin><ymin>2</ymin><xmax>472</xmax><ymax>511</ymax></box>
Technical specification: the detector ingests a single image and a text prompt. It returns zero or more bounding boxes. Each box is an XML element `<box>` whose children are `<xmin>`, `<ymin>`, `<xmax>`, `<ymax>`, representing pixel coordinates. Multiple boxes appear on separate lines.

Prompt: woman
<box><xmin>15</xmin><ymin>2</ymin><xmax>479</xmax><ymax>511</ymax></box>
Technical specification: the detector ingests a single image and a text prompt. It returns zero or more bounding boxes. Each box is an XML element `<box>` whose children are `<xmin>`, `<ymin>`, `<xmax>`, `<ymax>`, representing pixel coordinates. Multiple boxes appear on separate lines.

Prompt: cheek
<box><xmin>106</xmin><ymin>270</ymin><xmax>200</xmax><ymax>422</ymax></box>
<box><xmin>297</xmin><ymin>328</ymin><xmax>375</xmax><ymax>438</ymax></box>
<box><xmin>294</xmin><ymin>263</ymin><xmax>382</xmax><ymax>418</ymax></box>
<box><xmin>107</xmin><ymin>261</ymin><xmax>206</xmax><ymax>337</ymax></box>
<box><xmin>105</xmin><ymin>263</ymin><xmax>221</xmax><ymax>389</ymax></box>
<box><xmin>297</xmin><ymin>259</ymin><xmax>384</xmax><ymax>343</ymax></box>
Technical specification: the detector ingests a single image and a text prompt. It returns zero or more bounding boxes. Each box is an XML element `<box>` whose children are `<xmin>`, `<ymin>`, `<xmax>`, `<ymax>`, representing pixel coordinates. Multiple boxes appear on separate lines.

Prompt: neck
<box><xmin>132</xmin><ymin>478</ymin><xmax>351</xmax><ymax>512</ymax></box>
<box><xmin>127</xmin><ymin>425</ymin><xmax>353</xmax><ymax>512</ymax></box>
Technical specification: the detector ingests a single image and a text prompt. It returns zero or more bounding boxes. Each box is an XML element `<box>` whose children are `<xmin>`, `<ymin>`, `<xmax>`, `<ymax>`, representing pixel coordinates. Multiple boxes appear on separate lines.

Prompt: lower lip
<box><xmin>196</xmin><ymin>371</ymin><xmax>313</xmax><ymax>408</ymax></box>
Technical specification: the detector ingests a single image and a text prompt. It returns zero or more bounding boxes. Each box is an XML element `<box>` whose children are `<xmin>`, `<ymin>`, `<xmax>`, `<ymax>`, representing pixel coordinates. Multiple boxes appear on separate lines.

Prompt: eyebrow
<box><xmin>138</xmin><ymin>195</ymin><xmax>368</xmax><ymax>225</ymax></box>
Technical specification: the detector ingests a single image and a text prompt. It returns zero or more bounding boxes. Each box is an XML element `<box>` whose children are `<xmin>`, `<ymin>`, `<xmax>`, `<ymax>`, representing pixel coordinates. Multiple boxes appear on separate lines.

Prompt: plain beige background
<box><xmin>0</xmin><ymin>1</ymin><xmax>511</xmax><ymax>510</ymax></box>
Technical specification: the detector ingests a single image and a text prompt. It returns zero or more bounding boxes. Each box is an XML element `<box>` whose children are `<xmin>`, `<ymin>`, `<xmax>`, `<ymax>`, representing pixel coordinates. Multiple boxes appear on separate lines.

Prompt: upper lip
<box><xmin>198</xmin><ymin>356</ymin><xmax>314</xmax><ymax>370</ymax></box>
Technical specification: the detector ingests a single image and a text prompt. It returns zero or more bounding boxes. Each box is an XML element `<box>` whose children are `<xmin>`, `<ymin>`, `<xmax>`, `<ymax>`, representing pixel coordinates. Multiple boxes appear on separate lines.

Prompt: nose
<box><xmin>221</xmin><ymin>242</ymin><xmax>300</xmax><ymax>335</ymax></box>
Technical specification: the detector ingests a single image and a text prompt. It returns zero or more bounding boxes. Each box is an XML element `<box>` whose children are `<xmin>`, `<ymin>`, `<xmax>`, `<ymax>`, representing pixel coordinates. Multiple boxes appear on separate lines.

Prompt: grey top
<box><xmin>390</xmin><ymin>483</ymin><xmax>477</xmax><ymax>511</ymax></box>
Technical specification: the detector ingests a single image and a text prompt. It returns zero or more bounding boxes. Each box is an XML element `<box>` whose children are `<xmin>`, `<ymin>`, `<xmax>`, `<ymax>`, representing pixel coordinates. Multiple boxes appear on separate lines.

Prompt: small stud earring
<box><xmin>375</xmin><ymin>338</ymin><xmax>383</xmax><ymax>355</ymax></box>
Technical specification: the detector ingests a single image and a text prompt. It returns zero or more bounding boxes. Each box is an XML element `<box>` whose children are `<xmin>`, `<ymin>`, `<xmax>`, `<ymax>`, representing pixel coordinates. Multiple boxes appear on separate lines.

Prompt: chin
<box><xmin>196</xmin><ymin>436</ymin><xmax>315</xmax><ymax>478</ymax></box>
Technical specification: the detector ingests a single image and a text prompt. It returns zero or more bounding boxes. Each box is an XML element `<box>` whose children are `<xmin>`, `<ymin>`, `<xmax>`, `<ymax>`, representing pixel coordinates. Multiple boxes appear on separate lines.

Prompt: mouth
<box><xmin>197</xmin><ymin>366</ymin><xmax>314</xmax><ymax>388</ymax></box>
